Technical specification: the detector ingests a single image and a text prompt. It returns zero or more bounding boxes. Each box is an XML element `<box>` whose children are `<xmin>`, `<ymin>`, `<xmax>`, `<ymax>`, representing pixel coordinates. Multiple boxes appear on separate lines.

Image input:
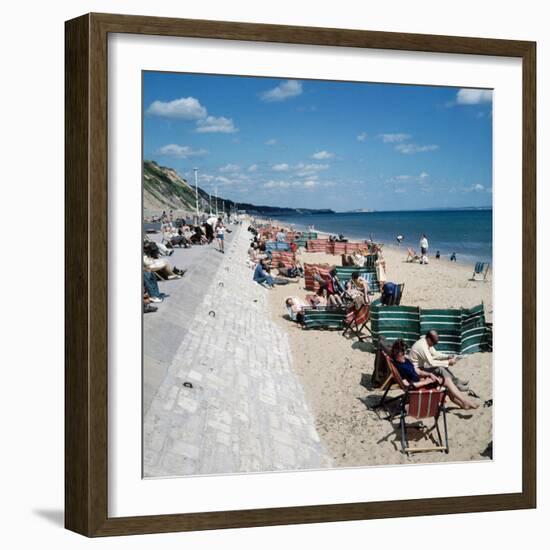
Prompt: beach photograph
<box><xmin>141</xmin><ymin>72</ymin><xmax>493</xmax><ymax>478</ymax></box>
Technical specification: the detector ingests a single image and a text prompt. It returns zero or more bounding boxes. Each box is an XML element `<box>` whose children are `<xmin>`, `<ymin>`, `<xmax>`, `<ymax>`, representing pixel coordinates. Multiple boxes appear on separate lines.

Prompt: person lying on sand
<box><xmin>391</xmin><ymin>340</ymin><xmax>478</xmax><ymax>410</ymax></box>
<box><xmin>408</xmin><ymin>330</ymin><xmax>470</xmax><ymax>391</ymax></box>
<box><xmin>285</xmin><ymin>296</ymin><xmax>307</xmax><ymax>323</ymax></box>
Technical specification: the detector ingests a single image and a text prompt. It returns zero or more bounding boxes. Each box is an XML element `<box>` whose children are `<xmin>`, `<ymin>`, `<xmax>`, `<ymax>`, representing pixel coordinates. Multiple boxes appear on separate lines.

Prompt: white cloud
<box><xmin>196</xmin><ymin>116</ymin><xmax>238</xmax><ymax>133</ymax></box>
<box><xmin>303</xmin><ymin>180</ymin><xmax>317</xmax><ymax>188</ymax></box>
<box><xmin>260</xmin><ymin>80</ymin><xmax>302</xmax><ymax>102</ymax></box>
<box><xmin>380</xmin><ymin>133</ymin><xmax>411</xmax><ymax>143</ymax></box>
<box><xmin>155</xmin><ymin>144</ymin><xmax>207</xmax><ymax>158</ymax></box>
<box><xmin>311</xmin><ymin>150</ymin><xmax>334</xmax><ymax>160</ymax></box>
<box><xmin>265</xmin><ymin>138</ymin><xmax>277</xmax><ymax>146</ymax></box>
<box><xmin>357</xmin><ymin>132</ymin><xmax>368</xmax><ymax>142</ymax></box>
<box><xmin>147</xmin><ymin>97</ymin><xmax>207</xmax><ymax>119</ymax></box>
<box><xmin>395</xmin><ymin>143</ymin><xmax>439</xmax><ymax>154</ymax></box>
<box><xmin>294</xmin><ymin>163</ymin><xmax>329</xmax><ymax>176</ymax></box>
<box><xmin>272</xmin><ymin>163</ymin><xmax>290</xmax><ymax>172</ymax></box>
<box><xmin>456</xmin><ymin>88</ymin><xmax>493</xmax><ymax>105</ymax></box>
<box><xmin>263</xmin><ymin>180</ymin><xmax>291</xmax><ymax>189</ymax></box>
<box><xmin>395</xmin><ymin>175</ymin><xmax>412</xmax><ymax>181</ymax></box>
<box><xmin>419</xmin><ymin>171</ymin><xmax>429</xmax><ymax>179</ymax></box>
<box><xmin>395</xmin><ymin>188</ymin><xmax>407</xmax><ymax>194</ymax></box>
<box><xmin>219</xmin><ymin>163</ymin><xmax>240</xmax><ymax>173</ymax></box>
<box><xmin>248</xmin><ymin>164</ymin><xmax>258</xmax><ymax>172</ymax></box>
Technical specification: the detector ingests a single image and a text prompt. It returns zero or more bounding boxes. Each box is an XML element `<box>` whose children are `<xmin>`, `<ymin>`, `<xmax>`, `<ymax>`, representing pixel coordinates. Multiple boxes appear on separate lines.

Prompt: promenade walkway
<box><xmin>143</xmin><ymin>224</ymin><xmax>330</xmax><ymax>477</ymax></box>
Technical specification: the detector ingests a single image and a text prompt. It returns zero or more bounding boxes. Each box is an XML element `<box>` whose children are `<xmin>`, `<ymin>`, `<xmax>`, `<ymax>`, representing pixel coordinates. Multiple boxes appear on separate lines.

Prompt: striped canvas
<box><xmin>265</xmin><ymin>241</ymin><xmax>291</xmax><ymax>252</ymax></box>
<box><xmin>408</xmin><ymin>389</ymin><xmax>446</xmax><ymax>419</ymax></box>
<box><xmin>307</xmin><ymin>239</ymin><xmax>330</xmax><ymax>252</ymax></box>
<box><xmin>334</xmin><ymin>266</ymin><xmax>380</xmax><ymax>292</ymax></box>
<box><xmin>303</xmin><ymin>307</ymin><xmax>347</xmax><ymax>330</ymax></box>
<box><xmin>420</xmin><ymin>308</ymin><xmax>462</xmax><ymax>354</ymax></box>
<box><xmin>460</xmin><ymin>304</ymin><xmax>489</xmax><ymax>354</ymax></box>
<box><xmin>370</xmin><ymin>305</ymin><xmax>421</xmax><ymax>347</ymax></box>
<box><xmin>304</xmin><ymin>263</ymin><xmax>333</xmax><ymax>291</ymax></box>
<box><xmin>269</xmin><ymin>251</ymin><xmax>295</xmax><ymax>269</ymax></box>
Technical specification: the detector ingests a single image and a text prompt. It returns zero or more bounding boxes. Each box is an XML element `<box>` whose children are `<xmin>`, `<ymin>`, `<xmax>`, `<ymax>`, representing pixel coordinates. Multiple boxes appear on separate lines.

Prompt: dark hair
<box><xmin>351</xmin><ymin>271</ymin><xmax>360</xmax><ymax>280</ymax></box>
<box><xmin>391</xmin><ymin>339</ymin><xmax>407</xmax><ymax>359</ymax></box>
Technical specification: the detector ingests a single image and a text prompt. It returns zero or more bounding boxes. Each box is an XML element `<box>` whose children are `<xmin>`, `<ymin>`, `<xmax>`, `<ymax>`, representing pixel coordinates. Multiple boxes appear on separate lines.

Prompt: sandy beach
<box><xmin>267</xmin><ymin>243</ymin><xmax>493</xmax><ymax>467</ymax></box>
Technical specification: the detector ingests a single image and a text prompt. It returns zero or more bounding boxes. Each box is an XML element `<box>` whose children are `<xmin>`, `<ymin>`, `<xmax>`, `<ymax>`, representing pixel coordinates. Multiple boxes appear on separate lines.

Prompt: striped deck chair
<box><xmin>419</xmin><ymin>308</ymin><xmax>462</xmax><ymax>355</ymax></box>
<box><xmin>307</xmin><ymin>239</ymin><xmax>330</xmax><ymax>252</ymax></box>
<box><xmin>302</xmin><ymin>306</ymin><xmax>347</xmax><ymax>330</ymax></box>
<box><xmin>342</xmin><ymin>304</ymin><xmax>371</xmax><ymax>341</ymax></box>
<box><xmin>304</xmin><ymin>263</ymin><xmax>332</xmax><ymax>291</ymax></box>
<box><xmin>471</xmin><ymin>261</ymin><xmax>490</xmax><ymax>281</ymax></box>
<box><xmin>301</xmin><ymin>232</ymin><xmax>318</xmax><ymax>240</ymax></box>
<box><xmin>373</xmin><ymin>351</ymin><xmax>410</xmax><ymax>412</ymax></box>
<box><xmin>460</xmin><ymin>304</ymin><xmax>490</xmax><ymax>354</ymax></box>
<box><xmin>370</xmin><ymin>304</ymin><xmax>421</xmax><ymax>348</ymax></box>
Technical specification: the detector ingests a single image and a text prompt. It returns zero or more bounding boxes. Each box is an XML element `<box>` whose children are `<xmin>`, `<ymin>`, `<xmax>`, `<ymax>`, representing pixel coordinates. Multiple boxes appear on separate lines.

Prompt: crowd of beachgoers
<box><xmin>142</xmin><ymin>210</ymin><xmax>238</xmax><ymax>314</ymax></box>
<box><xmin>246</xmin><ymin>219</ymin><xmax>493</xmax><ymax>462</ymax></box>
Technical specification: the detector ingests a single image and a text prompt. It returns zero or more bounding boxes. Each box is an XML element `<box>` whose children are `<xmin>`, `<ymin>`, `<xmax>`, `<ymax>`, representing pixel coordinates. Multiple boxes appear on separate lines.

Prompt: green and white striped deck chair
<box><xmin>420</xmin><ymin>308</ymin><xmax>462</xmax><ymax>355</ymax></box>
<box><xmin>302</xmin><ymin>306</ymin><xmax>347</xmax><ymax>330</ymax></box>
<box><xmin>370</xmin><ymin>305</ymin><xmax>420</xmax><ymax>347</ymax></box>
<box><xmin>460</xmin><ymin>304</ymin><xmax>490</xmax><ymax>354</ymax></box>
<box><xmin>334</xmin><ymin>266</ymin><xmax>380</xmax><ymax>293</ymax></box>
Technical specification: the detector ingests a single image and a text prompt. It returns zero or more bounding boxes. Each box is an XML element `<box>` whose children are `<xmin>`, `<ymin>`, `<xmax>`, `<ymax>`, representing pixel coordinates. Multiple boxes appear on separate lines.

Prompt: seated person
<box><xmin>346</xmin><ymin>271</ymin><xmax>370</xmax><ymax>307</ymax></box>
<box><xmin>253</xmin><ymin>259</ymin><xmax>274</xmax><ymax>288</ymax></box>
<box><xmin>351</xmin><ymin>251</ymin><xmax>365</xmax><ymax>267</ymax></box>
<box><xmin>323</xmin><ymin>269</ymin><xmax>344</xmax><ymax>306</ymax></box>
<box><xmin>276</xmin><ymin>228</ymin><xmax>286</xmax><ymax>242</ymax></box>
<box><xmin>408</xmin><ymin>330</ymin><xmax>469</xmax><ymax>390</ymax></box>
<box><xmin>391</xmin><ymin>339</ymin><xmax>478</xmax><ymax>410</ymax></box>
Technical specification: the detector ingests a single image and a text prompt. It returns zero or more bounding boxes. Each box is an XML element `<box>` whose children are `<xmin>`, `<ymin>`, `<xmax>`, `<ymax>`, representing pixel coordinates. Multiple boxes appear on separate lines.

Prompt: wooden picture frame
<box><xmin>65</xmin><ymin>12</ymin><xmax>536</xmax><ymax>537</ymax></box>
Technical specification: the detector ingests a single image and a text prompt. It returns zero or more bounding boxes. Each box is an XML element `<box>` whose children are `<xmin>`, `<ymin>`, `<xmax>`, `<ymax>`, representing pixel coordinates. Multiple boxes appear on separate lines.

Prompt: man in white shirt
<box><xmin>419</xmin><ymin>234</ymin><xmax>429</xmax><ymax>264</ymax></box>
<box><xmin>408</xmin><ymin>330</ymin><xmax>469</xmax><ymax>391</ymax></box>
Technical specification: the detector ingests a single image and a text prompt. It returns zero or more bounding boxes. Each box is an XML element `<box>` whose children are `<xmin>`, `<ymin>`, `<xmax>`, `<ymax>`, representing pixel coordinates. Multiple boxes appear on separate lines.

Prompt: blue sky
<box><xmin>143</xmin><ymin>72</ymin><xmax>493</xmax><ymax>211</ymax></box>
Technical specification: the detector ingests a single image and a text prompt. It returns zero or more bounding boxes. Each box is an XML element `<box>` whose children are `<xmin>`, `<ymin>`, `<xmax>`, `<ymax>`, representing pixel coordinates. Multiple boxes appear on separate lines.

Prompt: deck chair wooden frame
<box><xmin>372</xmin><ymin>352</ymin><xmax>410</xmax><ymax>413</ymax></box>
<box><xmin>342</xmin><ymin>304</ymin><xmax>372</xmax><ymax>341</ymax></box>
<box><xmin>400</xmin><ymin>388</ymin><xmax>449</xmax><ymax>456</ymax></box>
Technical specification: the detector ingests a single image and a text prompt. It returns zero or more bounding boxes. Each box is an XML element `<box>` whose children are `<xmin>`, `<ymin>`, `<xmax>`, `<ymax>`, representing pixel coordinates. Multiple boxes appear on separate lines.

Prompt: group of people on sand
<box><xmin>142</xmin><ymin>216</ymin><xmax>231</xmax><ymax>313</ymax></box>
<box><xmin>403</xmin><ymin>233</ymin><xmax>458</xmax><ymax>263</ymax></box>
<box><xmin>390</xmin><ymin>330</ymin><xmax>479</xmax><ymax>410</ymax></box>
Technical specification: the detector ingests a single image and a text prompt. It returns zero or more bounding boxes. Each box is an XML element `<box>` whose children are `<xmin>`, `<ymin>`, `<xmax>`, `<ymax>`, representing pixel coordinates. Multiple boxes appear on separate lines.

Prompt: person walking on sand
<box><xmin>396</xmin><ymin>234</ymin><xmax>404</xmax><ymax>246</ymax></box>
<box><xmin>215</xmin><ymin>217</ymin><xmax>225</xmax><ymax>253</ymax></box>
<box><xmin>419</xmin><ymin>234</ymin><xmax>429</xmax><ymax>264</ymax></box>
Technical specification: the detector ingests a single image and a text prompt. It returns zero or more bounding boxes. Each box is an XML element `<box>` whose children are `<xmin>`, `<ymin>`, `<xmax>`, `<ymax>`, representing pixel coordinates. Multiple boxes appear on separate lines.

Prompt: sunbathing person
<box><xmin>143</xmin><ymin>254</ymin><xmax>185</xmax><ymax>280</ymax></box>
<box><xmin>323</xmin><ymin>268</ymin><xmax>344</xmax><ymax>306</ymax></box>
<box><xmin>391</xmin><ymin>339</ymin><xmax>478</xmax><ymax>410</ymax></box>
<box><xmin>285</xmin><ymin>296</ymin><xmax>308</xmax><ymax>323</ymax></box>
<box><xmin>346</xmin><ymin>271</ymin><xmax>370</xmax><ymax>307</ymax></box>
<box><xmin>406</xmin><ymin>248</ymin><xmax>420</xmax><ymax>262</ymax></box>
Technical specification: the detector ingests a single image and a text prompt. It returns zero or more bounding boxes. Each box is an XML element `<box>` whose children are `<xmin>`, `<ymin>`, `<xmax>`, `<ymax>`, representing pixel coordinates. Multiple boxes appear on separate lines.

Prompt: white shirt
<box><xmin>408</xmin><ymin>336</ymin><xmax>449</xmax><ymax>369</ymax></box>
<box><xmin>420</xmin><ymin>237</ymin><xmax>429</xmax><ymax>250</ymax></box>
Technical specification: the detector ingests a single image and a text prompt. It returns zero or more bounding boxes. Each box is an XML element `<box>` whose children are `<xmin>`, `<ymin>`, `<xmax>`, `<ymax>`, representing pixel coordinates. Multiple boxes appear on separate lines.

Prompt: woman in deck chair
<box><xmin>406</xmin><ymin>248</ymin><xmax>420</xmax><ymax>263</ymax></box>
<box><xmin>346</xmin><ymin>271</ymin><xmax>370</xmax><ymax>308</ymax></box>
<box><xmin>391</xmin><ymin>340</ymin><xmax>478</xmax><ymax>410</ymax></box>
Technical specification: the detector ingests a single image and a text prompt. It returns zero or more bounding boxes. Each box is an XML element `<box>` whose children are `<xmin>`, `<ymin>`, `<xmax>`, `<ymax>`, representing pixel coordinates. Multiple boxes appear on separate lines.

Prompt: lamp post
<box><xmin>215</xmin><ymin>186</ymin><xmax>218</xmax><ymax>216</ymax></box>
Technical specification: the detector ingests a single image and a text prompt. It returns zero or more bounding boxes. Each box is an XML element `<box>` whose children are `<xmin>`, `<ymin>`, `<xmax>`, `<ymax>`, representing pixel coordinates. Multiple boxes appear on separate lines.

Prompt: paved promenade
<box><xmin>143</xmin><ymin>225</ymin><xmax>330</xmax><ymax>477</ymax></box>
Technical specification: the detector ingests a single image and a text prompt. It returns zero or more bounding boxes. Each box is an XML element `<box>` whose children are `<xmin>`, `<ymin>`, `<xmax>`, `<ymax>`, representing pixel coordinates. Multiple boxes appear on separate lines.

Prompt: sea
<box><xmin>273</xmin><ymin>209</ymin><xmax>493</xmax><ymax>264</ymax></box>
